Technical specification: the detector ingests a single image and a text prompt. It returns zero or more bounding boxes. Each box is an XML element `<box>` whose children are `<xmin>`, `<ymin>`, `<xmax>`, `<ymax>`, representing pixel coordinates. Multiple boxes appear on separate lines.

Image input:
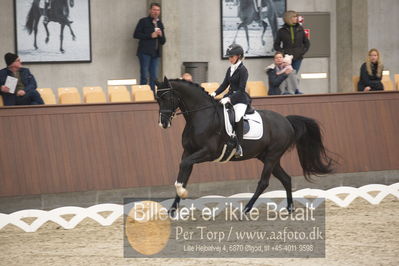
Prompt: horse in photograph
<box><xmin>25</xmin><ymin>0</ymin><xmax>76</xmax><ymax>53</ymax></box>
<box><xmin>155</xmin><ymin>78</ymin><xmax>334</xmax><ymax>214</ymax></box>
<box><xmin>232</xmin><ymin>0</ymin><xmax>279</xmax><ymax>53</ymax></box>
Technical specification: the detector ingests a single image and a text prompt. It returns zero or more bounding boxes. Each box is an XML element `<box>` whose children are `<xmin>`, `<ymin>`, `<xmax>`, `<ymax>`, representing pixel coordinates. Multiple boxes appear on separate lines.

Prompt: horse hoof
<box><xmin>243</xmin><ymin>206</ymin><xmax>251</xmax><ymax>214</ymax></box>
<box><xmin>168</xmin><ymin>208</ymin><xmax>177</xmax><ymax>218</ymax></box>
<box><xmin>72</xmin><ymin>36</ymin><xmax>76</xmax><ymax>41</ymax></box>
<box><xmin>287</xmin><ymin>205</ymin><xmax>295</xmax><ymax>214</ymax></box>
<box><xmin>45</xmin><ymin>38</ymin><xmax>49</xmax><ymax>44</ymax></box>
<box><xmin>179</xmin><ymin>190</ymin><xmax>188</xmax><ymax>198</ymax></box>
<box><xmin>60</xmin><ymin>49</ymin><xmax>65</xmax><ymax>53</ymax></box>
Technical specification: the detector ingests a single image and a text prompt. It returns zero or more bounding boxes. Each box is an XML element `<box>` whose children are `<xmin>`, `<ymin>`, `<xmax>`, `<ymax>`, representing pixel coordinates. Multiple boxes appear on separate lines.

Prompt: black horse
<box><xmin>155</xmin><ymin>78</ymin><xmax>334</xmax><ymax>214</ymax></box>
<box><xmin>233</xmin><ymin>0</ymin><xmax>279</xmax><ymax>53</ymax></box>
<box><xmin>25</xmin><ymin>0</ymin><xmax>76</xmax><ymax>53</ymax></box>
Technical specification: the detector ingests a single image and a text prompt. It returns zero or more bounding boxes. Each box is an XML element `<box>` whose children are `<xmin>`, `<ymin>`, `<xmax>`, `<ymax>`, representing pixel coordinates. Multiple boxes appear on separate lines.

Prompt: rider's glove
<box><xmin>210</xmin><ymin>92</ymin><xmax>216</xmax><ymax>97</ymax></box>
<box><xmin>220</xmin><ymin>97</ymin><xmax>231</xmax><ymax>105</ymax></box>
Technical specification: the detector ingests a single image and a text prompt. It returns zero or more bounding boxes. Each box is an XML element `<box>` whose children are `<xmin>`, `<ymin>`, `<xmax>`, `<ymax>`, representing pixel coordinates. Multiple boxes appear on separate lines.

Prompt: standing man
<box><xmin>0</xmin><ymin>53</ymin><xmax>44</xmax><ymax>106</ymax></box>
<box><xmin>133</xmin><ymin>3</ymin><xmax>166</xmax><ymax>92</ymax></box>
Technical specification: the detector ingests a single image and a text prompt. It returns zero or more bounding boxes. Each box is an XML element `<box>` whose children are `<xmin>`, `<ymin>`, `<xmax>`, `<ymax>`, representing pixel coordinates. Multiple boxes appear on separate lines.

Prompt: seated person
<box><xmin>0</xmin><ymin>53</ymin><xmax>44</xmax><ymax>106</ymax></box>
<box><xmin>266</xmin><ymin>52</ymin><xmax>302</xmax><ymax>95</ymax></box>
<box><xmin>276</xmin><ymin>54</ymin><xmax>302</xmax><ymax>95</ymax></box>
<box><xmin>358</xmin><ymin>48</ymin><xmax>384</xmax><ymax>91</ymax></box>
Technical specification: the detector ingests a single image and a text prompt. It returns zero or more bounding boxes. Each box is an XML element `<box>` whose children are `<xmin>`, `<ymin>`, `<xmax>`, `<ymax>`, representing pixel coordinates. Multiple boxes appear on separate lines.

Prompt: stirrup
<box><xmin>235</xmin><ymin>145</ymin><xmax>243</xmax><ymax>157</ymax></box>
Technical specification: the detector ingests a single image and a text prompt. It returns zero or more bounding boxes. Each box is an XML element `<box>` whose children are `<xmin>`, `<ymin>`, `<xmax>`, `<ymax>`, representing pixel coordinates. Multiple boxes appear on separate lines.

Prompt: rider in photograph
<box><xmin>210</xmin><ymin>44</ymin><xmax>251</xmax><ymax>157</ymax></box>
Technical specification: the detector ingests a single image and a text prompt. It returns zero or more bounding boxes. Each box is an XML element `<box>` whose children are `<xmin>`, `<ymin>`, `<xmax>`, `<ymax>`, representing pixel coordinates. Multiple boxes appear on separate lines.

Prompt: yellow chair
<box><xmin>109</xmin><ymin>90</ymin><xmax>131</xmax><ymax>102</ymax></box>
<box><xmin>352</xmin><ymin>76</ymin><xmax>360</xmax><ymax>91</ymax></box>
<box><xmin>394</xmin><ymin>74</ymin><xmax>399</xmax><ymax>90</ymax></box>
<box><xmin>37</xmin><ymin>88</ymin><xmax>56</xmax><ymax>104</ymax></box>
<box><xmin>83</xmin><ymin>86</ymin><xmax>104</xmax><ymax>96</ymax></box>
<box><xmin>201</xmin><ymin>82</ymin><xmax>219</xmax><ymax>94</ymax></box>
<box><xmin>200</xmin><ymin>82</ymin><xmax>225</xmax><ymax>99</ymax></box>
<box><xmin>131</xmin><ymin>85</ymin><xmax>151</xmax><ymax>91</ymax></box>
<box><xmin>0</xmin><ymin>96</ymin><xmax>4</xmax><ymax>106</ymax></box>
<box><xmin>84</xmin><ymin>91</ymin><xmax>107</xmax><ymax>103</ymax></box>
<box><xmin>382</xmin><ymin>79</ymin><xmax>394</xmax><ymax>91</ymax></box>
<box><xmin>58</xmin><ymin>87</ymin><xmax>78</xmax><ymax>96</ymax></box>
<box><xmin>132</xmin><ymin>90</ymin><xmax>155</xmax><ymax>102</ymax></box>
<box><xmin>247</xmin><ymin>81</ymin><xmax>268</xmax><ymax>97</ymax></box>
<box><xmin>108</xmin><ymin>85</ymin><xmax>128</xmax><ymax>94</ymax></box>
<box><xmin>59</xmin><ymin>92</ymin><xmax>81</xmax><ymax>104</ymax></box>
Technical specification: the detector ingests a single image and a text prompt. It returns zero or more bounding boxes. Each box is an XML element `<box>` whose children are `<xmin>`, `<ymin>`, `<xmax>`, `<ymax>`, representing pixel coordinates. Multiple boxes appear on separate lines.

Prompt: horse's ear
<box><xmin>164</xmin><ymin>76</ymin><xmax>172</xmax><ymax>88</ymax></box>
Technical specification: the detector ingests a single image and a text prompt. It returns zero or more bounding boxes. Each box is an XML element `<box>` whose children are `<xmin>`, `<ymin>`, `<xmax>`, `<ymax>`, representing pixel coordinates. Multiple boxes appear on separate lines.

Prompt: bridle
<box><xmin>156</xmin><ymin>86</ymin><xmax>216</xmax><ymax>123</ymax></box>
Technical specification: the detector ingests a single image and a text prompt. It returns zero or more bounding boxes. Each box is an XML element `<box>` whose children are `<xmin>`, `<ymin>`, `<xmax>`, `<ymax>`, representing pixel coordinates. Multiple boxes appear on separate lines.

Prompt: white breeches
<box><xmin>233</xmin><ymin>103</ymin><xmax>247</xmax><ymax>122</ymax></box>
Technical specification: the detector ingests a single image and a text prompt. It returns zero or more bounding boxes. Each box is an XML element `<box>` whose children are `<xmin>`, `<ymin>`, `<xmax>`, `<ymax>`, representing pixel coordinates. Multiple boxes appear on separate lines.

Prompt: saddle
<box><xmin>213</xmin><ymin>103</ymin><xmax>263</xmax><ymax>163</ymax></box>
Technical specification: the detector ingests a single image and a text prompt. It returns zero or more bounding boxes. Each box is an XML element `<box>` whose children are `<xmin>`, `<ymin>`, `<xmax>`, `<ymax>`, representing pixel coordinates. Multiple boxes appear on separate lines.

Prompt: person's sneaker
<box><xmin>295</xmin><ymin>89</ymin><xmax>304</xmax><ymax>94</ymax></box>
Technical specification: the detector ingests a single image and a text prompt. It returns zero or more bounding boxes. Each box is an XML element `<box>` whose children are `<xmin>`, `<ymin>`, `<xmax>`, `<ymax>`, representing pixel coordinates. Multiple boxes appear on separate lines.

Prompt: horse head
<box><xmin>155</xmin><ymin>77</ymin><xmax>180</xmax><ymax>129</ymax></box>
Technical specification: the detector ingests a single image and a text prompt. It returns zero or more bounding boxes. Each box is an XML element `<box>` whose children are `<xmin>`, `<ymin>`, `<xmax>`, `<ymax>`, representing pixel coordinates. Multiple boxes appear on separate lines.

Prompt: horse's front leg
<box><xmin>232</xmin><ymin>23</ymin><xmax>244</xmax><ymax>44</ymax></box>
<box><xmin>60</xmin><ymin>23</ymin><xmax>65</xmax><ymax>53</ymax></box>
<box><xmin>174</xmin><ymin>148</ymin><xmax>212</xmax><ymax>199</ymax></box>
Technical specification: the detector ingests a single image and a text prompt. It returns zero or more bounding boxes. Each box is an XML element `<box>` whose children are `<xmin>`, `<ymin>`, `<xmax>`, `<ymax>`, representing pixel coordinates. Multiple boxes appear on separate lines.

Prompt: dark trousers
<box><xmin>292</xmin><ymin>59</ymin><xmax>303</xmax><ymax>73</ymax></box>
<box><xmin>138</xmin><ymin>52</ymin><xmax>160</xmax><ymax>92</ymax></box>
<box><xmin>15</xmin><ymin>90</ymin><xmax>44</xmax><ymax>105</ymax></box>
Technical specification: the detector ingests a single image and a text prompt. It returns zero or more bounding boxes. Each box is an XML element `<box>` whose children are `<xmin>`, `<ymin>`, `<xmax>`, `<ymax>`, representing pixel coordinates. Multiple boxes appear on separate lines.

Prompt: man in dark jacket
<box><xmin>0</xmin><ymin>53</ymin><xmax>44</xmax><ymax>106</ymax></box>
<box><xmin>273</xmin><ymin>10</ymin><xmax>310</xmax><ymax>72</ymax></box>
<box><xmin>133</xmin><ymin>3</ymin><xmax>166</xmax><ymax>92</ymax></box>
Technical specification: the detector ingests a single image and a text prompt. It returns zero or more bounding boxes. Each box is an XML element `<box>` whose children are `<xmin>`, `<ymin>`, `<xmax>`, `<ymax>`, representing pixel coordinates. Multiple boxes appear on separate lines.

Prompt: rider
<box><xmin>210</xmin><ymin>44</ymin><xmax>251</xmax><ymax>157</ymax></box>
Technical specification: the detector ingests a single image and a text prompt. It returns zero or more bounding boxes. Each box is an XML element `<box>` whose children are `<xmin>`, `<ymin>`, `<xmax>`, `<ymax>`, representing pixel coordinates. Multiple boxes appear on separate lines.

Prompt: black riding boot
<box><xmin>233</xmin><ymin>118</ymin><xmax>244</xmax><ymax>157</ymax></box>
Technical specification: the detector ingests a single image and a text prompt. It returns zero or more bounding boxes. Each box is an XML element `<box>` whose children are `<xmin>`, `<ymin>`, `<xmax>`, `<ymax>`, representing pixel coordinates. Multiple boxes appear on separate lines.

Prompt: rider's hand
<box><xmin>210</xmin><ymin>92</ymin><xmax>216</xmax><ymax>97</ymax></box>
<box><xmin>151</xmin><ymin>32</ymin><xmax>158</xmax><ymax>38</ymax></box>
<box><xmin>17</xmin><ymin>90</ymin><xmax>26</xmax><ymax>96</ymax></box>
<box><xmin>220</xmin><ymin>97</ymin><xmax>231</xmax><ymax>105</ymax></box>
<box><xmin>364</xmin><ymin>86</ymin><xmax>371</xmax><ymax>91</ymax></box>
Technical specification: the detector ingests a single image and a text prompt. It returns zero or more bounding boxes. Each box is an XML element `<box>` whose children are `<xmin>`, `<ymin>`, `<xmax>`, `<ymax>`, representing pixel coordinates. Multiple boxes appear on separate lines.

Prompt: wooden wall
<box><xmin>0</xmin><ymin>91</ymin><xmax>398</xmax><ymax>197</ymax></box>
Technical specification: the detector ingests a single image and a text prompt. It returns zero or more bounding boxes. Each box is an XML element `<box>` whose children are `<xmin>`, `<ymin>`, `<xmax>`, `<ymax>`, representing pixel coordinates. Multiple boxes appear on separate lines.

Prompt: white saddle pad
<box><xmin>223</xmin><ymin>104</ymin><xmax>263</xmax><ymax>140</ymax></box>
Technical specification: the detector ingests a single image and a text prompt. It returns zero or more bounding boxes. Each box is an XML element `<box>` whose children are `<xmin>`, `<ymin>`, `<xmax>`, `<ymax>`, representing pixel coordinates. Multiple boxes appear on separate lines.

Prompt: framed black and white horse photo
<box><xmin>14</xmin><ymin>0</ymin><xmax>92</xmax><ymax>63</ymax></box>
<box><xmin>221</xmin><ymin>0</ymin><xmax>286</xmax><ymax>58</ymax></box>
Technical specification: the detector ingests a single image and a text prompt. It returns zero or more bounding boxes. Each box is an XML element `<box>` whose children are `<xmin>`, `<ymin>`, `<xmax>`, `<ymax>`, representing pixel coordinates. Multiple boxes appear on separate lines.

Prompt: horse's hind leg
<box><xmin>272</xmin><ymin>162</ymin><xmax>294</xmax><ymax>213</ymax></box>
<box><xmin>244</xmin><ymin>25</ymin><xmax>250</xmax><ymax>53</ymax></box>
<box><xmin>33</xmin><ymin>20</ymin><xmax>39</xmax><ymax>49</ymax></box>
<box><xmin>261</xmin><ymin>20</ymin><xmax>268</xmax><ymax>46</ymax></box>
<box><xmin>243</xmin><ymin>158</ymin><xmax>275</xmax><ymax>213</ymax></box>
<box><xmin>67</xmin><ymin>23</ymin><xmax>76</xmax><ymax>41</ymax></box>
<box><xmin>43</xmin><ymin>21</ymin><xmax>50</xmax><ymax>44</ymax></box>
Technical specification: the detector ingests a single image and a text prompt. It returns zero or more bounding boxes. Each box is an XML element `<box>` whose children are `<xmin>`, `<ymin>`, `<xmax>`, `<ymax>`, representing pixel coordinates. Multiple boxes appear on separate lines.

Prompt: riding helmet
<box><xmin>225</xmin><ymin>44</ymin><xmax>244</xmax><ymax>57</ymax></box>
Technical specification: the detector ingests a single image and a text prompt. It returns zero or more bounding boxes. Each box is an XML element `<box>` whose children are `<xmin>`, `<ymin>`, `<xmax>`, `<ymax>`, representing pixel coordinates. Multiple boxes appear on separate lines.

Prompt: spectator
<box><xmin>133</xmin><ymin>3</ymin><xmax>166</xmax><ymax>92</ymax></box>
<box><xmin>0</xmin><ymin>53</ymin><xmax>44</xmax><ymax>106</ymax></box>
<box><xmin>266</xmin><ymin>52</ymin><xmax>301</xmax><ymax>95</ymax></box>
<box><xmin>273</xmin><ymin>10</ymin><xmax>310</xmax><ymax>73</ymax></box>
<box><xmin>181</xmin><ymin>73</ymin><xmax>193</xmax><ymax>82</ymax></box>
<box><xmin>358</xmin><ymin>48</ymin><xmax>384</xmax><ymax>91</ymax></box>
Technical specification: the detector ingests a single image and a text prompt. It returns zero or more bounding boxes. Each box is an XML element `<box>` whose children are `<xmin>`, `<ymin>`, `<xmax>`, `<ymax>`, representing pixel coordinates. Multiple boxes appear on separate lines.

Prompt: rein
<box><xmin>157</xmin><ymin>87</ymin><xmax>216</xmax><ymax>117</ymax></box>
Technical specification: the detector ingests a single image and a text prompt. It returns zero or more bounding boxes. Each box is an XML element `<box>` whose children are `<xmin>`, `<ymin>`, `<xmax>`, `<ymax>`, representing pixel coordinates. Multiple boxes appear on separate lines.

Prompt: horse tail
<box><xmin>25</xmin><ymin>0</ymin><xmax>40</xmax><ymax>35</ymax></box>
<box><xmin>286</xmin><ymin>115</ymin><xmax>334</xmax><ymax>182</ymax></box>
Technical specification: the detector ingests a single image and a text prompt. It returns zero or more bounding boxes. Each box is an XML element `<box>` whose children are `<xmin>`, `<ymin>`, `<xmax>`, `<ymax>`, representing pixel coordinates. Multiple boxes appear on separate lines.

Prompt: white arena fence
<box><xmin>1</xmin><ymin>183</ymin><xmax>398</xmax><ymax>233</ymax></box>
